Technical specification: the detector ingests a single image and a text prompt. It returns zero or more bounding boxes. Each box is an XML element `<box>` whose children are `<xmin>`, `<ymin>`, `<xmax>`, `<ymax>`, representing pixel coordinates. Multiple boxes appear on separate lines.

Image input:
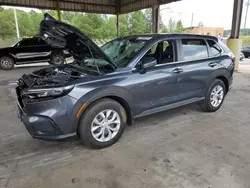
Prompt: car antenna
<box><xmin>86</xmin><ymin>44</ymin><xmax>101</xmax><ymax>76</ymax></box>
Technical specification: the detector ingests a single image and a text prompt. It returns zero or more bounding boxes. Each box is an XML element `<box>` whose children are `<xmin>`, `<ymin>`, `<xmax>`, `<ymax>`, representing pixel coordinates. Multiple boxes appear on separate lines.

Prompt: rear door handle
<box><xmin>172</xmin><ymin>67</ymin><xmax>183</xmax><ymax>73</ymax></box>
<box><xmin>208</xmin><ymin>62</ymin><xmax>218</xmax><ymax>67</ymax></box>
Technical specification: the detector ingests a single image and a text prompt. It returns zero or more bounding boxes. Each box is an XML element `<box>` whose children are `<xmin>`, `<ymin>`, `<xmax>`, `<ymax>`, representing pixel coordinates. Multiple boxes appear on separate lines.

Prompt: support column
<box><xmin>116</xmin><ymin>14</ymin><xmax>119</xmax><ymax>38</ymax></box>
<box><xmin>116</xmin><ymin>0</ymin><xmax>120</xmax><ymax>38</ymax></box>
<box><xmin>152</xmin><ymin>4</ymin><xmax>160</xmax><ymax>33</ymax></box>
<box><xmin>227</xmin><ymin>0</ymin><xmax>244</xmax><ymax>71</ymax></box>
<box><xmin>56</xmin><ymin>0</ymin><xmax>61</xmax><ymax>21</ymax></box>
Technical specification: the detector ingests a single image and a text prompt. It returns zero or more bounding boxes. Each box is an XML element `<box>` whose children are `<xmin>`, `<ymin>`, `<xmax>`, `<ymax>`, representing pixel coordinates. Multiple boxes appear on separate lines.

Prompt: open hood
<box><xmin>39</xmin><ymin>14</ymin><xmax>116</xmax><ymax>70</ymax></box>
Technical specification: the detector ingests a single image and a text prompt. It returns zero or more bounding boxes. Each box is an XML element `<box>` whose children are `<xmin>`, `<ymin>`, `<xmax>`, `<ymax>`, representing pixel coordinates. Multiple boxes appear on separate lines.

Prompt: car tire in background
<box><xmin>199</xmin><ymin>79</ymin><xmax>226</xmax><ymax>112</ymax></box>
<box><xmin>244</xmin><ymin>53</ymin><xmax>250</xmax><ymax>58</ymax></box>
<box><xmin>49</xmin><ymin>53</ymin><xmax>65</xmax><ymax>65</ymax></box>
<box><xmin>78</xmin><ymin>99</ymin><xmax>126</xmax><ymax>149</ymax></box>
<box><xmin>0</xmin><ymin>56</ymin><xmax>15</xmax><ymax>70</ymax></box>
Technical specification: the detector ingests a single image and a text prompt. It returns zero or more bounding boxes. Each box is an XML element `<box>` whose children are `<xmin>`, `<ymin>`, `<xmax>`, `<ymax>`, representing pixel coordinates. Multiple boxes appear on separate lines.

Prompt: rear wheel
<box><xmin>50</xmin><ymin>53</ymin><xmax>65</xmax><ymax>65</ymax></box>
<box><xmin>0</xmin><ymin>56</ymin><xmax>14</xmax><ymax>70</ymax></box>
<box><xmin>199</xmin><ymin>79</ymin><xmax>226</xmax><ymax>112</ymax></box>
<box><xmin>78</xmin><ymin>99</ymin><xmax>126</xmax><ymax>149</ymax></box>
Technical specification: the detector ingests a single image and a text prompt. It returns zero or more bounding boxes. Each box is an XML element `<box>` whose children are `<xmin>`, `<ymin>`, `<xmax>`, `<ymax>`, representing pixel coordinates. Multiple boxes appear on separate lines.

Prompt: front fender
<box><xmin>0</xmin><ymin>52</ymin><xmax>15</xmax><ymax>60</ymax></box>
<box><xmin>69</xmin><ymin>86</ymin><xmax>134</xmax><ymax>132</ymax></box>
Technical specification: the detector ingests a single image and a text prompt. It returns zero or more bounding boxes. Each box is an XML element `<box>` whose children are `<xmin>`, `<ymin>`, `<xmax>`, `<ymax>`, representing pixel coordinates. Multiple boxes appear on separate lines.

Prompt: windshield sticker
<box><xmin>137</xmin><ymin>37</ymin><xmax>152</xmax><ymax>40</ymax></box>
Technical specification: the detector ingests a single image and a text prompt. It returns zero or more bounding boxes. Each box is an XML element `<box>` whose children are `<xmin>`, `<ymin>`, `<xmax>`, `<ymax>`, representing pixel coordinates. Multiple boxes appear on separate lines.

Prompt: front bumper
<box><xmin>17</xmin><ymin>93</ymin><xmax>78</xmax><ymax>141</ymax></box>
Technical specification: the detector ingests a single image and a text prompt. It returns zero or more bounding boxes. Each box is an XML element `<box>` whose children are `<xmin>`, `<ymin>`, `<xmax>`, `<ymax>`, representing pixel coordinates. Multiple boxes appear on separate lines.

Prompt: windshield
<box><xmin>101</xmin><ymin>38</ymin><xmax>147</xmax><ymax>68</ymax></box>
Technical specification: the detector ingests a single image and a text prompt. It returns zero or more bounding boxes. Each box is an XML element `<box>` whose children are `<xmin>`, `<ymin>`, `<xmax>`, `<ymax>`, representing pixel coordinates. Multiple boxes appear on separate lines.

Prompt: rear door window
<box><xmin>207</xmin><ymin>40</ymin><xmax>222</xmax><ymax>57</ymax></box>
<box><xmin>181</xmin><ymin>39</ymin><xmax>208</xmax><ymax>60</ymax></box>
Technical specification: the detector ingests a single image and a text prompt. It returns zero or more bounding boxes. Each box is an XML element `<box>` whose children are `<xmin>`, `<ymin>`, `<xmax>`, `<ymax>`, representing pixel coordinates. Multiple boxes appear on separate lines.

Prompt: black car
<box><xmin>16</xmin><ymin>14</ymin><xmax>235</xmax><ymax>149</ymax></box>
<box><xmin>240</xmin><ymin>52</ymin><xmax>245</xmax><ymax>61</ymax></box>
<box><xmin>241</xmin><ymin>46</ymin><xmax>250</xmax><ymax>58</ymax></box>
<box><xmin>0</xmin><ymin>37</ymin><xmax>70</xmax><ymax>70</ymax></box>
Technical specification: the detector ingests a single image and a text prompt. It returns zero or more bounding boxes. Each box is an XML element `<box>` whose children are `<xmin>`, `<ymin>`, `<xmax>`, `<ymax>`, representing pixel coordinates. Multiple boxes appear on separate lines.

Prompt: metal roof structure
<box><xmin>0</xmin><ymin>0</ymin><xmax>180</xmax><ymax>14</ymax></box>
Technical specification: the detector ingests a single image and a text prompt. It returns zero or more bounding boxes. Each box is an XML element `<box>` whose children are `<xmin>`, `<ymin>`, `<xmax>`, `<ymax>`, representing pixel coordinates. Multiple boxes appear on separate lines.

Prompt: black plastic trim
<box><xmin>135</xmin><ymin>97</ymin><xmax>205</xmax><ymax>118</ymax></box>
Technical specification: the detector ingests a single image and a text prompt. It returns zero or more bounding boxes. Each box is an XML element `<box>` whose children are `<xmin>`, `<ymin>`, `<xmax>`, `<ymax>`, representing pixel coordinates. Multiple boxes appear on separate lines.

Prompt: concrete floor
<box><xmin>0</xmin><ymin>63</ymin><xmax>250</xmax><ymax>188</ymax></box>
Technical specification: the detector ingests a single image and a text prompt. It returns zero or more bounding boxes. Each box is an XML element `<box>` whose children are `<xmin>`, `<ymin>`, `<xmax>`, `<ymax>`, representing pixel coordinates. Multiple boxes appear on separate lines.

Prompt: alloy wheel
<box><xmin>91</xmin><ymin>109</ymin><xmax>121</xmax><ymax>142</ymax></box>
<box><xmin>210</xmin><ymin>85</ymin><xmax>224</xmax><ymax>108</ymax></box>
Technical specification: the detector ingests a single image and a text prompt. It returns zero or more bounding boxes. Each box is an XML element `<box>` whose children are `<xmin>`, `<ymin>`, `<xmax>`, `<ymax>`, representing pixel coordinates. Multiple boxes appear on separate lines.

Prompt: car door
<box><xmin>171</xmin><ymin>38</ymin><xmax>218</xmax><ymax>101</ymax></box>
<box><xmin>128</xmin><ymin>40</ymin><xmax>180</xmax><ymax>115</ymax></box>
<box><xmin>14</xmin><ymin>38</ymin><xmax>51</xmax><ymax>64</ymax></box>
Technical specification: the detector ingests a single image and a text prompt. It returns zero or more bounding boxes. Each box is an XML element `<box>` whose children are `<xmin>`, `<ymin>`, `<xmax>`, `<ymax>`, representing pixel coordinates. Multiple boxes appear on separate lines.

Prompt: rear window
<box><xmin>181</xmin><ymin>39</ymin><xmax>208</xmax><ymax>60</ymax></box>
<box><xmin>207</xmin><ymin>40</ymin><xmax>221</xmax><ymax>57</ymax></box>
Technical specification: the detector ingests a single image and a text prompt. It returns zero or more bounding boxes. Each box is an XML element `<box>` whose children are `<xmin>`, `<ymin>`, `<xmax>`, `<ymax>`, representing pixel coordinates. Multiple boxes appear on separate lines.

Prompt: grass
<box><xmin>241</xmin><ymin>36</ymin><xmax>250</xmax><ymax>46</ymax></box>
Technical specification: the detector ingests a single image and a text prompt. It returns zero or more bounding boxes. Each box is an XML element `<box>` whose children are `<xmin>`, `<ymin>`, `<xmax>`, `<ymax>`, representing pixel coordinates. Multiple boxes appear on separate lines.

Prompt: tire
<box><xmin>0</xmin><ymin>56</ymin><xmax>14</xmax><ymax>70</ymax></box>
<box><xmin>78</xmin><ymin>99</ymin><xmax>126</xmax><ymax>149</ymax></box>
<box><xmin>50</xmin><ymin>53</ymin><xmax>65</xmax><ymax>65</ymax></box>
<box><xmin>199</xmin><ymin>79</ymin><xmax>226</xmax><ymax>112</ymax></box>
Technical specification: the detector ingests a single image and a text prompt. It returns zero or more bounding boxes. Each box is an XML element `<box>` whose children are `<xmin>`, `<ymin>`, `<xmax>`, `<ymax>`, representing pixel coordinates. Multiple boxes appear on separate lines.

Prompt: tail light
<box><xmin>232</xmin><ymin>56</ymin><xmax>236</xmax><ymax>63</ymax></box>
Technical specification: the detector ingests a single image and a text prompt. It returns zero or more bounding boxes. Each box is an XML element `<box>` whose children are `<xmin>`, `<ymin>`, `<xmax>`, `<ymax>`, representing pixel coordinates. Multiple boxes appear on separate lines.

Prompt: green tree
<box><xmin>175</xmin><ymin>20</ymin><xmax>184</xmax><ymax>33</ymax></box>
<box><xmin>129</xmin><ymin>11</ymin><xmax>148</xmax><ymax>34</ymax></box>
<box><xmin>144</xmin><ymin>8</ymin><xmax>152</xmax><ymax>33</ymax></box>
<box><xmin>168</xmin><ymin>18</ymin><xmax>176</xmax><ymax>33</ymax></box>
<box><xmin>62</xmin><ymin>11</ymin><xmax>76</xmax><ymax>24</ymax></box>
<box><xmin>0</xmin><ymin>9</ymin><xmax>16</xmax><ymax>39</ymax></box>
<box><xmin>100</xmin><ymin>16</ymin><xmax>116</xmax><ymax>39</ymax></box>
<box><xmin>0</xmin><ymin>7</ymin><xmax>166</xmax><ymax>40</ymax></box>
<box><xmin>119</xmin><ymin>14</ymin><xmax>130</xmax><ymax>36</ymax></box>
<box><xmin>72</xmin><ymin>13</ymin><xmax>106</xmax><ymax>39</ymax></box>
<box><xmin>161</xmin><ymin>26</ymin><xmax>168</xmax><ymax>33</ymax></box>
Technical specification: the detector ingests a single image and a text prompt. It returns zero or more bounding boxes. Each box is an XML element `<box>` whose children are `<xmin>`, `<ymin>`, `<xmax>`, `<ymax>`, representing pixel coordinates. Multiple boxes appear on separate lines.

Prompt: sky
<box><xmin>161</xmin><ymin>0</ymin><xmax>249</xmax><ymax>29</ymax></box>
<box><xmin>3</xmin><ymin>0</ymin><xmax>250</xmax><ymax>30</ymax></box>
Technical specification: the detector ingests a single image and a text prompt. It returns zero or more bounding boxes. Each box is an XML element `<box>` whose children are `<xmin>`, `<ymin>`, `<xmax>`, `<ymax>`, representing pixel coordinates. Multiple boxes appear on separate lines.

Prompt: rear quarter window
<box><xmin>207</xmin><ymin>40</ymin><xmax>222</xmax><ymax>57</ymax></box>
<box><xmin>218</xmin><ymin>40</ymin><xmax>231</xmax><ymax>53</ymax></box>
<box><xmin>181</xmin><ymin>39</ymin><xmax>208</xmax><ymax>61</ymax></box>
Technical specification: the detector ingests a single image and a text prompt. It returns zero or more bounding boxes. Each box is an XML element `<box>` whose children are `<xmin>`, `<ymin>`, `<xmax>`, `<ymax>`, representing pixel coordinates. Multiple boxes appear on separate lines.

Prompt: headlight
<box><xmin>24</xmin><ymin>85</ymin><xmax>74</xmax><ymax>99</ymax></box>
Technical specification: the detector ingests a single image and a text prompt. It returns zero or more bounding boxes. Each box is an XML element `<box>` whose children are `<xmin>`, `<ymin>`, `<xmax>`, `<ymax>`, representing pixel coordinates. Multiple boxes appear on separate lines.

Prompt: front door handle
<box><xmin>172</xmin><ymin>68</ymin><xmax>183</xmax><ymax>73</ymax></box>
<box><xmin>208</xmin><ymin>62</ymin><xmax>218</xmax><ymax>67</ymax></box>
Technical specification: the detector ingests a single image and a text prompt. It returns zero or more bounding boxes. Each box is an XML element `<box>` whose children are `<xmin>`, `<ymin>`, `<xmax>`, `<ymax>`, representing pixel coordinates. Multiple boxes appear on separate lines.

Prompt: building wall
<box><xmin>184</xmin><ymin>27</ymin><xmax>224</xmax><ymax>37</ymax></box>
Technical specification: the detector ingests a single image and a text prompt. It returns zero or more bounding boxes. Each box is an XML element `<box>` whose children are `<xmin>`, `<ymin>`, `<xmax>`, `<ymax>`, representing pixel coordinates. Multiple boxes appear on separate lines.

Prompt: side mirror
<box><xmin>141</xmin><ymin>57</ymin><xmax>157</xmax><ymax>69</ymax></box>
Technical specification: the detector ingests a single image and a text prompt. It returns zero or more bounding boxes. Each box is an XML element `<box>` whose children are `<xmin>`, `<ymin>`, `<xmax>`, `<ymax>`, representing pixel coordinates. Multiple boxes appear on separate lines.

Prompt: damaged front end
<box><xmin>15</xmin><ymin>65</ymin><xmax>82</xmax><ymax>139</ymax></box>
<box><xmin>16</xmin><ymin>65</ymin><xmax>87</xmax><ymax>107</ymax></box>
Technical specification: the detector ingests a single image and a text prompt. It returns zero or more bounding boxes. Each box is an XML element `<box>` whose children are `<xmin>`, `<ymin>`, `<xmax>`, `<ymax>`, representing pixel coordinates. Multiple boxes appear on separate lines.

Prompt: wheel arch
<box><xmin>84</xmin><ymin>96</ymin><xmax>133</xmax><ymax>125</ymax></box>
<box><xmin>216</xmin><ymin>75</ymin><xmax>229</xmax><ymax>93</ymax></box>
<box><xmin>0</xmin><ymin>53</ymin><xmax>16</xmax><ymax>63</ymax></box>
<box><xmin>72</xmin><ymin>87</ymin><xmax>135</xmax><ymax>134</ymax></box>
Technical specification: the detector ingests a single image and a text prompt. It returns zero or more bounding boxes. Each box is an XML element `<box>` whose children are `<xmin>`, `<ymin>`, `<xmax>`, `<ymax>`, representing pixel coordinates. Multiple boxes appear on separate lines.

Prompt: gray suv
<box><xmin>16</xmin><ymin>14</ymin><xmax>235</xmax><ymax>148</ymax></box>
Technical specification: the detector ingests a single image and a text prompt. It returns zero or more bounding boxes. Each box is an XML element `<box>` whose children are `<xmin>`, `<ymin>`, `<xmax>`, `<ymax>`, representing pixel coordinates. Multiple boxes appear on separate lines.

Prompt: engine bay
<box><xmin>18</xmin><ymin>65</ymin><xmax>87</xmax><ymax>89</ymax></box>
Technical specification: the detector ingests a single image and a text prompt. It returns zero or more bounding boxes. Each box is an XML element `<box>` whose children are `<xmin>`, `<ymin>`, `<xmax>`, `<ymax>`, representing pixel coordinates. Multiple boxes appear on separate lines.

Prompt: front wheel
<box><xmin>0</xmin><ymin>56</ymin><xmax>14</xmax><ymax>70</ymax></box>
<box><xmin>78</xmin><ymin>99</ymin><xmax>126</xmax><ymax>149</ymax></box>
<box><xmin>199</xmin><ymin>79</ymin><xmax>226</xmax><ymax>112</ymax></box>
